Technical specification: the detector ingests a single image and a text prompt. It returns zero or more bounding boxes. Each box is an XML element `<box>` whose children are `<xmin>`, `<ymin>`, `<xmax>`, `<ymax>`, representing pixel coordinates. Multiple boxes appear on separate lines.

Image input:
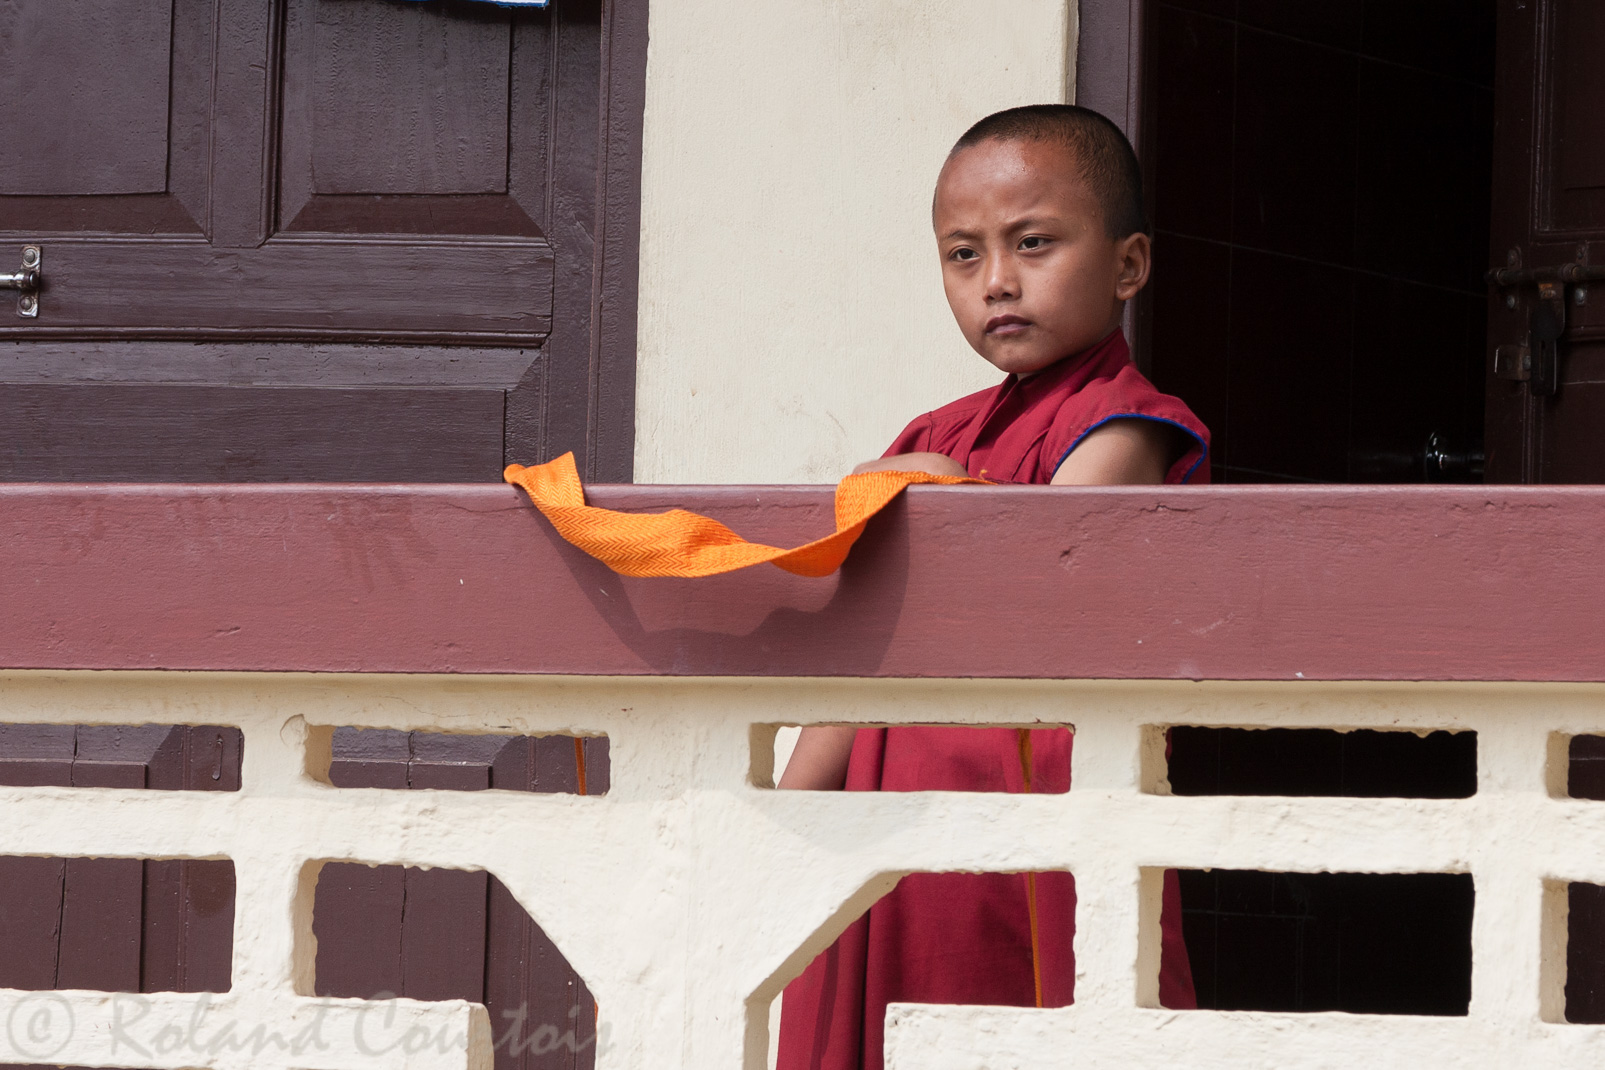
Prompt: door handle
<box><xmin>1423</xmin><ymin>430</ymin><xmax>1484</xmax><ymax>483</ymax></box>
<box><xmin>0</xmin><ymin>245</ymin><xmax>41</xmax><ymax>317</ymax></box>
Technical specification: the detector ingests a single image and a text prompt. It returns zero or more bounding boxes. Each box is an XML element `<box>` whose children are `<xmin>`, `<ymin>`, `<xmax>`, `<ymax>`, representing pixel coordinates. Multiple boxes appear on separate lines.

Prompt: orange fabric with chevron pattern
<box><xmin>503</xmin><ymin>452</ymin><xmax>983</xmax><ymax>578</ymax></box>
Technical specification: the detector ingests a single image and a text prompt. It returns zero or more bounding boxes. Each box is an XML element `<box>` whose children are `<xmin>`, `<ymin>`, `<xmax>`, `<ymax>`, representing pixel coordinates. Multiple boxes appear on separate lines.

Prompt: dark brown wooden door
<box><xmin>0</xmin><ymin>0</ymin><xmax>644</xmax><ymax>481</ymax></box>
<box><xmin>1484</xmin><ymin>0</ymin><xmax>1605</xmax><ymax>482</ymax></box>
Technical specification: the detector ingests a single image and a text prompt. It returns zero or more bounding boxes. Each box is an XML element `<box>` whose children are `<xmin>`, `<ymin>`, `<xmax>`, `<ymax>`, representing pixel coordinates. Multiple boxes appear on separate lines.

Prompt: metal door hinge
<box><xmin>0</xmin><ymin>246</ymin><xmax>41</xmax><ymax>317</ymax></box>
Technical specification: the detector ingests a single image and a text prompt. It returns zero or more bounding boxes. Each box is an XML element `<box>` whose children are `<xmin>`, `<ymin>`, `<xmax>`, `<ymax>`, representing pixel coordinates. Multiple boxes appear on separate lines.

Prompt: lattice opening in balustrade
<box><xmin>0</xmin><ymin>721</ymin><xmax>242</xmax><ymax>1070</ymax></box>
<box><xmin>313</xmin><ymin>863</ymin><xmax>596</xmax><ymax>1070</ymax></box>
<box><xmin>321</xmin><ymin>729</ymin><xmax>609</xmax><ymax>795</ymax></box>
<box><xmin>1166</xmin><ymin>726</ymin><xmax>1478</xmax><ymax>798</ymax></box>
<box><xmin>1176</xmin><ymin>870</ymin><xmax>1474</xmax><ymax>1014</ymax></box>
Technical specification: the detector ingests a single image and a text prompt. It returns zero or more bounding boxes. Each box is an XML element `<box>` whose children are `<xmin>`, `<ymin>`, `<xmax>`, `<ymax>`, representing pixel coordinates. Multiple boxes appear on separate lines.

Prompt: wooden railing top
<box><xmin>2</xmin><ymin>482</ymin><xmax>1601</xmax><ymax>680</ymax></box>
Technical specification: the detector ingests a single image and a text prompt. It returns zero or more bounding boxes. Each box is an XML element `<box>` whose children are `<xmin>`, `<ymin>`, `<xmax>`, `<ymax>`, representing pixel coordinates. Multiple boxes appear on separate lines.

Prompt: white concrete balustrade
<box><xmin>2</xmin><ymin>671</ymin><xmax>1605</xmax><ymax>1069</ymax></box>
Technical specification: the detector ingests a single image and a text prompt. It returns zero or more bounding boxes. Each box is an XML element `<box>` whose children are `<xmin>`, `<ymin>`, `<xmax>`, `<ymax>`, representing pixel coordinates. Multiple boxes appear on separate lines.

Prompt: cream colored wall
<box><xmin>633</xmin><ymin>1</ymin><xmax>1075</xmax><ymax>484</ymax></box>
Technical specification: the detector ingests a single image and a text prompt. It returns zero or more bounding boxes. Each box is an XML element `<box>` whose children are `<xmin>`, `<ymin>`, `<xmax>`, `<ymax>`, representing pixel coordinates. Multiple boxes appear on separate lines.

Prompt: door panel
<box><xmin>307</xmin><ymin>0</ymin><xmax>510</xmax><ymax>197</ymax></box>
<box><xmin>274</xmin><ymin>0</ymin><xmax>556</xmax><ymax>342</ymax></box>
<box><xmin>282</xmin><ymin>0</ymin><xmax>552</xmax><ymax>238</ymax></box>
<box><xmin>10</xmin><ymin>239</ymin><xmax>553</xmax><ymax>340</ymax></box>
<box><xmin>7</xmin><ymin>240</ymin><xmax>552</xmax><ymax>341</ymax></box>
<box><xmin>0</xmin><ymin>0</ymin><xmax>646</xmax><ymax>482</ymax></box>
<box><xmin>3</xmin><ymin>0</ymin><xmax>553</xmax><ymax>344</ymax></box>
<box><xmin>1549</xmin><ymin>1</ymin><xmax>1605</xmax><ymax>229</ymax></box>
<box><xmin>1485</xmin><ymin>0</ymin><xmax>1605</xmax><ymax>481</ymax></box>
<box><xmin>0</xmin><ymin>0</ymin><xmax>208</xmax><ymax>233</ymax></box>
<box><xmin>0</xmin><ymin>0</ymin><xmax>175</xmax><ymax>196</ymax></box>
<box><xmin>0</xmin><ymin>384</ymin><xmax>506</xmax><ymax>481</ymax></box>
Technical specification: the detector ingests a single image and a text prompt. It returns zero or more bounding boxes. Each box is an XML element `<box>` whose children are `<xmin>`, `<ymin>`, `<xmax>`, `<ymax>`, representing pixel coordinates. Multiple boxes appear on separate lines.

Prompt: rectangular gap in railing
<box><xmin>0</xmin><ymin>856</ymin><xmax>235</xmax><ymax>994</ymax></box>
<box><xmin>757</xmin><ymin>724</ymin><xmax>1072</xmax><ymax>790</ymax></box>
<box><xmin>767</xmin><ymin>867</ymin><xmax>1192</xmax><ymax>1069</ymax></box>
<box><xmin>1176</xmin><ymin>870</ymin><xmax>1473</xmax><ymax>1015</ymax></box>
<box><xmin>1164</xmin><ymin>727</ymin><xmax>1477</xmax><ymax>798</ymax></box>
<box><xmin>1566</xmin><ymin>882</ymin><xmax>1605</xmax><ymax>1024</ymax></box>
<box><xmin>312</xmin><ymin>862</ymin><xmax>598</xmax><ymax>1070</ymax></box>
<box><xmin>0</xmin><ymin>721</ymin><xmax>240</xmax><ymax>1037</ymax></box>
<box><xmin>1568</xmin><ymin>735</ymin><xmax>1605</xmax><ymax>800</ymax></box>
<box><xmin>324</xmin><ymin>728</ymin><xmax>608</xmax><ymax>794</ymax></box>
<box><xmin>0</xmin><ymin>724</ymin><xmax>242</xmax><ymax>790</ymax></box>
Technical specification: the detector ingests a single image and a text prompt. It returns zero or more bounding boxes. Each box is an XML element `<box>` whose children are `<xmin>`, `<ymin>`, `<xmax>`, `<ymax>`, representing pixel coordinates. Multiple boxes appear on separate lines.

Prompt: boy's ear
<box><xmin>1114</xmin><ymin>232</ymin><xmax>1152</xmax><ymax>302</ymax></box>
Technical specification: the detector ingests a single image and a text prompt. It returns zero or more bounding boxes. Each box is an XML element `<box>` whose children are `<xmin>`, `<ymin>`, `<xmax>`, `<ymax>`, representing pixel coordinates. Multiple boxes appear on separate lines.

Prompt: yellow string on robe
<box><xmin>503</xmin><ymin>452</ymin><xmax>985</xmax><ymax>578</ymax></box>
<box><xmin>1018</xmin><ymin>728</ymin><xmax>1045</xmax><ymax>1009</ymax></box>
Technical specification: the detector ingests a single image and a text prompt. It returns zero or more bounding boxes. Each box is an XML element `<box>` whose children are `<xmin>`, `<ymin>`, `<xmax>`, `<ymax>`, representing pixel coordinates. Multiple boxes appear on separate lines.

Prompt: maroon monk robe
<box><xmin>881</xmin><ymin>327</ymin><xmax>1208</xmax><ymax>484</ymax></box>
<box><xmin>777</xmin><ymin>330</ymin><xmax>1208</xmax><ymax>1070</ymax></box>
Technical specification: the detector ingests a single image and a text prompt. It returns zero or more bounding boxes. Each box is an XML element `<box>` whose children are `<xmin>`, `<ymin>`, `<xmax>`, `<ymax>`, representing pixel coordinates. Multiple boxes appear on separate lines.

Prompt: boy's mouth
<box><xmin>985</xmin><ymin>314</ymin><xmax>1032</xmax><ymax>336</ymax></box>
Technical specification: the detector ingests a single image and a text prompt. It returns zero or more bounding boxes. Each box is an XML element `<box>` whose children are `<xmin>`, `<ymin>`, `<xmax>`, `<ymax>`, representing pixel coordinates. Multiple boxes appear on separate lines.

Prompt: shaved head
<box><xmin>951</xmin><ymin>104</ymin><xmax>1148</xmax><ymax>240</ymax></box>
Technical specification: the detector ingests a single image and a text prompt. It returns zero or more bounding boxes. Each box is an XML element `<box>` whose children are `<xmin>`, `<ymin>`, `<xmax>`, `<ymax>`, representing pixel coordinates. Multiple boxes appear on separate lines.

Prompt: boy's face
<box><xmin>933</xmin><ymin>137</ymin><xmax>1150</xmax><ymax>376</ymax></box>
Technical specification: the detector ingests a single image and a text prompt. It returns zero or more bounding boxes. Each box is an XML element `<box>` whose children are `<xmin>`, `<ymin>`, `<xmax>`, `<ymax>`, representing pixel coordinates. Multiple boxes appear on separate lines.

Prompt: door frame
<box><xmin>1074</xmin><ymin>0</ymin><xmax>1150</xmax><ymax>369</ymax></box>
<box><xmin>576</xmin><ymin>0</ymin><xmax>648</xmax><ymax>482</ymax></box>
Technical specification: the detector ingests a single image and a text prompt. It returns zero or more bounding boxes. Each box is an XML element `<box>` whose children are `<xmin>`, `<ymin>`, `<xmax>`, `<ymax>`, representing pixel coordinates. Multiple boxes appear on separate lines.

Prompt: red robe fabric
<box><xmin>777</xmin><ymin>332</ymin><xmax>1208</xmax><ymax>1070</ymax></box>
<box><xmin>880</xmin><ymin>327</ymin><xmax>1209</xmax><ymax>485</ymax></box>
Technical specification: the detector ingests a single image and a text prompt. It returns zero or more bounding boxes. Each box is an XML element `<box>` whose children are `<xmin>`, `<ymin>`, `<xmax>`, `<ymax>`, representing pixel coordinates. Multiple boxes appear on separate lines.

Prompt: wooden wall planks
<box><xmin>0</xmin><ymin>726</ymin><xmax>239</xmax><ymax>1070</ymax></box>
<box><xmin>314</xmin><ymin>731</ymin><xmax>604</xmax><ymax>1070</ymax></box>
<box><xmin>0</xmin><ymin>725</ymin><xmax>607</xmax><ymax>1070</ymax></box>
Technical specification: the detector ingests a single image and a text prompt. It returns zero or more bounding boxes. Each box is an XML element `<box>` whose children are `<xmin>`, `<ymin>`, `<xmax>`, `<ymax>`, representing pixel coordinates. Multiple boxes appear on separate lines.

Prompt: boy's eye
<box><xmin>950</xmin><ymin>247</ymin><xmax>979</xmax><ymax>262</ymax></box>
<box><xmin>1019</xmin><ymin>235</ymin><xmax>1050</xmax><ymax>251</ymax></box>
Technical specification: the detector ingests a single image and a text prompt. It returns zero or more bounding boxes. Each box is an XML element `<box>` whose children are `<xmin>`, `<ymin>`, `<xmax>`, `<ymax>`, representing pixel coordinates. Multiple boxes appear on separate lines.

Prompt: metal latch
<box><xmin>1486</xmin><ymin>260</ymin><xmax>1605</xmax><ymax>398</ymax></box>
<box><xmin>1530</xmin><ymin>280</ymin><xmax>1566</xmax><ymax>396</ymax></box>
<box><xmin>0</xmin><ymin>245</ymin><xmax>41</xmax><ymax>318</ymax></box>
<box><xmin>1494</xmin><ymin>342</ymin><xmax>1531</xmax><ymax>381</ymax></box>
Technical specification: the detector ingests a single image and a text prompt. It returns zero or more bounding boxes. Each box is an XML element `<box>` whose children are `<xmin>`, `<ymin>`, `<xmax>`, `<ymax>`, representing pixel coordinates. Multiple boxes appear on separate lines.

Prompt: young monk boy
<box><xmin>776</xmin><ymin>104</ymin><xmax>1208</xmax><ymax>1070</ymax></box>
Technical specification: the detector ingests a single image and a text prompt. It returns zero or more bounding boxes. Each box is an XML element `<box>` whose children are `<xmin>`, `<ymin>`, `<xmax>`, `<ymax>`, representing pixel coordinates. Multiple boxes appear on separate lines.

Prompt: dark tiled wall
<box><xmin>1142</xmin><ymin>0</ymin><xmax>1495</xmax><ymax>482</ymax></box>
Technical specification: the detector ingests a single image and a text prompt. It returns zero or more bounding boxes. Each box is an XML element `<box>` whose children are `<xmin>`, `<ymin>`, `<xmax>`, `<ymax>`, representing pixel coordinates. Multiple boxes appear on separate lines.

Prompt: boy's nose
<box><xmin>984</xmin><ymin>255</ymin><xmax>1019</xmax><ymax>301</ymax></box>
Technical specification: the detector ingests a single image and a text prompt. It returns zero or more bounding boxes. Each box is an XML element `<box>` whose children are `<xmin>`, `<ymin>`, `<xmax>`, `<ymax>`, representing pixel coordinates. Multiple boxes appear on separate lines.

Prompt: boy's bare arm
<box><xmin>851</xmin><ymin>452</ymin><xmax>969</xmax><ymax>477</ymax></box>
<box><xmin>849</xmin><ymin>421</ymin><xmax>1177</xmax><ymax>485</ymax></box>
<box><xmin>777</xmin><ymin>726</ymin><xmax>859</xmax><ymax>790</ymax></box>
<box><xmin>802</xmin><ymin>421</ymin><xmax>1169</xmax><ymax>792</ymax></box>
<box><xmin>1050</xmin><ymin>417</ymin><xmax>1176</xmax><ymax>485</ymax></box>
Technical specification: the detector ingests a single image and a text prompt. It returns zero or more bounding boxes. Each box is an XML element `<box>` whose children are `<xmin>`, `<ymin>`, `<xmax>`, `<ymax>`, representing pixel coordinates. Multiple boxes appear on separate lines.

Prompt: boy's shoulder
<box><xmin>924</xmin><ymin>383</ymin><xmax>999</xmax><ymax>425</ymax></box>
<box><xmin>885</xmin><ymin>383</ymin><xmax>1000</xmax><ymax>456</ymax></box>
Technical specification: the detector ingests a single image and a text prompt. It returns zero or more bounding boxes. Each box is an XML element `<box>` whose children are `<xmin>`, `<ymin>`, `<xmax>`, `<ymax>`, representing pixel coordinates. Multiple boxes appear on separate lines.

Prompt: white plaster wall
<box><xmin>6</xmin><ymin>673</ymin><xmax>1605</xmax><ymax>1070</ymax></box>
<box><xmin>634</xmin><ymin>1</ymin><xmax>1075</xmax><ymax>484</ymax></box>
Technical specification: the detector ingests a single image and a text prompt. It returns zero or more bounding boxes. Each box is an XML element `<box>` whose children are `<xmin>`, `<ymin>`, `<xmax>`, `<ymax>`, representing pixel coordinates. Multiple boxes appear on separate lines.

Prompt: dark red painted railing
<box><xmin>2</xmin><ymin>482</ymin><xmax>1602</xmax><ymax>680</ymax></box>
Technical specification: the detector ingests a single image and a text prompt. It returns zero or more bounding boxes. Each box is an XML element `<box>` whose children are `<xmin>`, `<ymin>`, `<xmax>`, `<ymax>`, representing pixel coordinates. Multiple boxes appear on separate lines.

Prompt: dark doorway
<box><xmin>1123</xmin><ymin>0</ymin><xmax>1503</xmax><ymax>1018</ymax></box>
<box><xmin>1139</xmin><ymin>0</ymin><xmax>1496</xmax><ymax>485</ymax></box>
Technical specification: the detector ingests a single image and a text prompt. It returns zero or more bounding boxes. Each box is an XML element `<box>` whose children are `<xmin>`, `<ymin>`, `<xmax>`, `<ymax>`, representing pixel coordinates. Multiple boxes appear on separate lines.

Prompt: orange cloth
<box><xmin>503</xmin><ymin>452</ymin><xmax>984</xmax><ymax>578</ymax></box>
